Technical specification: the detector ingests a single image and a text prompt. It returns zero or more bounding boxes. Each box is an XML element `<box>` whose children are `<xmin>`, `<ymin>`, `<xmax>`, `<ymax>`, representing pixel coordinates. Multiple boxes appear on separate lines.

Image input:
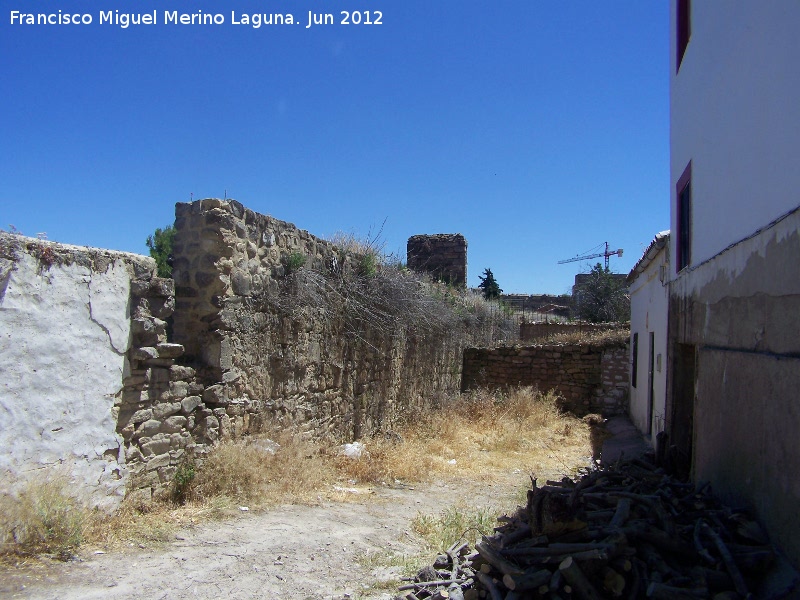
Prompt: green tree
<box><xmin>575</xmin><ymin>263</ymin><xmax>630</xmax><ymax>323</ymax></box>
<box><xmin>146</xmin><ymin>225</ymin><xmax>175</xmax><ymax>278</ymax></box>
<box><xmin>478</xmin><ymin>268</ymin><xmax>503</xmax><ymax>300</ymax></box>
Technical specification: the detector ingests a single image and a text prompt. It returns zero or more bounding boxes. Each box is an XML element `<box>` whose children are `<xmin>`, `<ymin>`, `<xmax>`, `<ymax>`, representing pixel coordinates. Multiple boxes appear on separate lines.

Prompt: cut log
<box><xmin>475</xmin><ymin>572</ymin><xmax>503</xmax><ymax>600</ymax></box>
<box><xmin>476</xmin><ymin>541</ymin><xmax>523</xmax><ymax>576</ymax></box>
<box><xmin>609</xmin><ymin>498</ymin><xmax>631</xmax><ymax>528</ymax></box>
<box><xmin>502</xmin><ymin>568</ymin><xmax>551</xmax><ymax>591</ymax></box>
<box><xmin>559</xmin><ymin>556</ymin><xmax>603</xmax><ymax>600</ymax></box>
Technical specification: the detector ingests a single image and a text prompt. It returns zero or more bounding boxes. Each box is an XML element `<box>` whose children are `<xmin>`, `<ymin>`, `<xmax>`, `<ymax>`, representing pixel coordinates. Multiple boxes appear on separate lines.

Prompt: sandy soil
<box><xmin>0</xmin><ymin>476</ymin><xmax>529</xmax><ymax>600</ymax></box>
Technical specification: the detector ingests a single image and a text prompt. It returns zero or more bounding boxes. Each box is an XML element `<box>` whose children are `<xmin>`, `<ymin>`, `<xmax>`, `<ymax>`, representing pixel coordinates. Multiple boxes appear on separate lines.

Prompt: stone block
<box><xmin>141</xmin><ymin>438</ymin><xmax>172</xmax><ymax>457</ymax></box>
<box><xmin>146</xmin><ymin>453</ymin><xmax>172</xmax><ymax>470</ymax></box>
<box><xmin>203</xmin><ymin>384</ymin><xmax>228</xmax><ymax>406</ymax></box>
<box><xmin>130</xmin><ymin>408</ymin><xmax>153</xmax><ymax>424</ymax></box>
<box><xmin>158</xmin><ymin>465</ymin><xmax>178</xmax><ymax>484</ymax></box>
<box><xmin>144</xmin><ymin>358</ymin><xmax>174</xmax><ymax>368</ymax></box>
<box><xmin>136</xmin><ymin>419</ymin><xmax>162</xmax><ymax>438</ymax></box>
<box><xmin>150</xmin><ymin>277</ymin><xmax>175</xmax><ymax>297</ymax></box>
<box><xmin>156</xmin><ymin>343</ymin><xmax>185</xmax><ymax>359</ymax></box>
<box><xmin>170</xmin><ymin>364</ymin><xmax>196</xmax><ymax>381</ymax></box>
<box><xmin>125</xmin><ymin>486</ymin><xmax>152</xmax><ymax>505</ymax></box>
<box><xmin>132</xmin><ymin>346</ymin><xmax>159</xmax><ymax>361</ymax></box>
<box><xmin>162</xmin><ymin>416</ymin><xmax>188</xmax><ymax>433</ymax></box>
<box><xmin>181</xmin><ymin>395</ymin><xmax>202</xmax><ymax>414</ymax></box>
<box><xmin>153</xmin><ymin>402</ymin><xmax>181</xmax><ymax>420</ymax></box>
<box><xmin>169</xmin><ymin>381</ymin><xmax>189</xmax><ymax>399</ymax></box>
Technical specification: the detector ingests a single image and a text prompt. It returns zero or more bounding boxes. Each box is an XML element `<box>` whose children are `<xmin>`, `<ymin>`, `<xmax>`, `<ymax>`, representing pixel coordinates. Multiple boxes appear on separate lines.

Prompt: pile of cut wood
<box><xmin>396</xmin><ymin>458</ymin><xmax>796</xmax><ymax>600</ymax></box>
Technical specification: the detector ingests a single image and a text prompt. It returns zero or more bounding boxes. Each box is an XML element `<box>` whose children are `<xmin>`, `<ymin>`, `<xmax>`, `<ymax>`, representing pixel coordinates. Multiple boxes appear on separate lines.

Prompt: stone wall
<box><xmin>0</xmin><ymin>200</ymin><xmax>512</xmax><ymax>502</ymax></box>
<box><xmin>407</xmin><ymin>234</ymin><xmax>467</xmax><ymax>287</ymax></box>
<box><xmin>171</xmin><ymin>200</ymin><xmax>472</xmax><ymax>440</ymax></box>
<box><xmin>461</xmin><ymin>342</ymin><xmax>629</xmax><ymax>415</ymax></box>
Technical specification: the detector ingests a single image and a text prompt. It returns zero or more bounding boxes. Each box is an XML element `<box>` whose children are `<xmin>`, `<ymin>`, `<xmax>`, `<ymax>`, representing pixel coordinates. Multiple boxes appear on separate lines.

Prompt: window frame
<box><xmin>676</xmin><ymin>161</ymin><xmax>692</xmax><ymax>272</ymax></box>
<box><xmin>676</xmin><ymin>0</ymin><xmax>691</xmax><ymax>73</ymax></box>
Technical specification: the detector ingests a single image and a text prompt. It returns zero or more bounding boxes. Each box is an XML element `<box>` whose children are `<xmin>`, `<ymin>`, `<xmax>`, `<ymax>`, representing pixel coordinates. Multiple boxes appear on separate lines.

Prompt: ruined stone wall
<box><xmin>0</xmin><ymin>232</ymin><xmax>221</xmax><ymax>503</ymax></box>
<box><xmin>407</xmin><ymin>234</ymin><xmax>467</xmax><ymax>287</ymax></box>
<box><xmin>171</xmin><ymin>200</ymin><xmax>468</xmax><ymax>440</ymax></box>
<box><xmin>461</xmin><ymin>342</ymin><xmax>629</xmax><ymax>415</ymax></box>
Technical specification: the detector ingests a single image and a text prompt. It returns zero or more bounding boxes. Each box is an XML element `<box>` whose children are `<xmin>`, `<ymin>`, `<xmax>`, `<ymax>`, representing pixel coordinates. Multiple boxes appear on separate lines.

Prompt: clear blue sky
<box><xmin>1</xmin><ymin>1</ymin><xmax>669</xmax><ymax>294</ymax></box>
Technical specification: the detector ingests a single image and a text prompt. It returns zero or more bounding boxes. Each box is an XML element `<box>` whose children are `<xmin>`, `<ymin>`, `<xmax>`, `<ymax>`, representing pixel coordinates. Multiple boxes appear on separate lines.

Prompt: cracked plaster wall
<box><xmin>0</xmin><ymin>234</ymin><xmax>151</xmax><ymax>509</ymax></box>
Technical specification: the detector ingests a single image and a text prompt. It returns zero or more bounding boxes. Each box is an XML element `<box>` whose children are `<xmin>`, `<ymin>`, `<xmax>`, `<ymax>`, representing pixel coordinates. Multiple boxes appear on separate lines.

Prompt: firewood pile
<box><xmin>396</xmin><ymin>457</ymin><xmax>796</xmax><ymax>600</ymax></box>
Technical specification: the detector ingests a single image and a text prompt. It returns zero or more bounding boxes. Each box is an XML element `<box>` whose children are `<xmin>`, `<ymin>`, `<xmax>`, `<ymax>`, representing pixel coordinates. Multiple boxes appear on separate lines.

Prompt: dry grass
<box><xmin>336</xmin><ymin>387</ymin><xmax>592</xmax><ymax>486</ymax></box>
<box><xmin>0</xmin><ymin>475</ymin><xmax>91</xmax><ymax>561</ymax></box>
<box><xmin>0</xmin><ymin>388</ymin><xmax>594</xmax><ymax>560</ymax></box>
<box><xmin>186</xmin><ymin>429</ymin><xmax>336</xmax><ymax>508</ymax></box>
<box><xmin>540</xmin><ymin>326</ymin><xmax>630</xmax><ymax>347</ymax></box>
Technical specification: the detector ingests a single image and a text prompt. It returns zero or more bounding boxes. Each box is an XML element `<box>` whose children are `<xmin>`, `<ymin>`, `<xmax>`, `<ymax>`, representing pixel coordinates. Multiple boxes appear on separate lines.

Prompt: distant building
<box><xmin>626</xmin><ymin>231</ymin><xmax>669</xmax><ymax>445</ymax></box>
<box><xmin>666</xmin><ymin>0</ymin><xmax>800</xmax><ymax>567</ymax></box>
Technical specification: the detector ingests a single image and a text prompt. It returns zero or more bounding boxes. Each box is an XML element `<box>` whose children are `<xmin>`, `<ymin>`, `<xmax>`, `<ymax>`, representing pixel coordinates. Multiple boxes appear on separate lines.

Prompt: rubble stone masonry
<box><xmin>461</xmin><ymin>342</ymin><xmax>630</xmax><ymax>415</ymax></box>
<box><xmin>406</xmin><ymin>233</ymin><xmax>467</xmax><ymax>287</ymax></box>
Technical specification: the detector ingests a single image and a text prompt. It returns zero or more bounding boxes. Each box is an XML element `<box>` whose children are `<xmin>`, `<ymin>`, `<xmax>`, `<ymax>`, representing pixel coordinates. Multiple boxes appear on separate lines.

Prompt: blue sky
<box><xmin>1</xmin><ymin>1</ymin><xmax>669</xmax><ymax>294</ymax></box>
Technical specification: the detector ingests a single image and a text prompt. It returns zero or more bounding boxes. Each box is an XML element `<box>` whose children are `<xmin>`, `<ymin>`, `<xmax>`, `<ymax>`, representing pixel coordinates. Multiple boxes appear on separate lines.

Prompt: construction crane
<box><xmin>558</xmin><ymin>242</ymin><xmax>623</xmax><ymax>270</ymax></box>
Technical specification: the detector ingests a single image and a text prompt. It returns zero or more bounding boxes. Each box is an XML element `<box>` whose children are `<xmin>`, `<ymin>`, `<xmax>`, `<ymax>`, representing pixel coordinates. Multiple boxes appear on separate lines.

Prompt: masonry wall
<box><xmin>407</xmin><ymin>234</ymin><xmax>467</xmax><ymax>287</ymax></box>
<box><xmin>171</xmin><ymin>200</ymin><xmax>471</xmax><ymax>440</ymax></box>
<box><xmin>0</xmin><ymin>232</ymin><xmax>221</xmax><ymax>504</ymax></box>
<box><xmin>461</xmin><ymin>343</ymin><xmax>629</xmax><ymax>415</ymax></box>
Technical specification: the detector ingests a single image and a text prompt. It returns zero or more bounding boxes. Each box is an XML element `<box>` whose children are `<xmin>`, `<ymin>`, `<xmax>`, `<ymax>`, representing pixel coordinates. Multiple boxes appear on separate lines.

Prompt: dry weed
<box><xmin>188</xmin><ymin>430</ymin><xmax>336</xmax><ymax>507</ymax></box>
<box><xmin>337</xmin><ymin>387</ymin><xmax>593</xmax><ymax>486</ymax></box>
<box><xmin>0</xmin><ymin>474</ymin><xmax>91</xmax><ymax>560</ymax></box>
<box><xmin>540</xmin><ymin>327</ymin><xmax>630</xmax><ymax>347</ymax></box>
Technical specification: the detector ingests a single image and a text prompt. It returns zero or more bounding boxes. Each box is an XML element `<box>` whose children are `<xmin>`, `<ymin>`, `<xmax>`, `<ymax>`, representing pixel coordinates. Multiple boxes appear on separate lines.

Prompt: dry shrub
<box><xmin>336</xmin><ymin>387</ymin><xmax>592</xmax><ymax>486</ymax></box>
<box><xmin>188</xmin><ymin>430</ymin><xmax>336</xmax><ymax>507</ymax></box>
<box><xmin>411</xmin><ymin>505</ymin><xmax>498</xmax><ymax>553</ymax></box>
<box><xmin>0</xmin><ymin>474</ymin><xmax>91</xmax><ymax>560</ymax></box>
<box><xmin>541</xmin><ymin>327</ymin><xmax>630</xmax><ymax>347</ymax></box>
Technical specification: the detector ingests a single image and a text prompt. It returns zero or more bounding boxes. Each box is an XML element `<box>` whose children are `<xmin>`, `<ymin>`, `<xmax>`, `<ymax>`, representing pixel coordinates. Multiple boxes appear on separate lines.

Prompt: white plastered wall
<box><xmin>0</xmin><ymin>245</ymin><xmax>134</xmax><ymax>509</ymax></box>
<box><xmin>670</xmin><ymin>1</ymin><xmax>800</xmax><ymax>271</ymax></box>
<box><xmin>628</xmin><ymin>247</ymin><xmax>669</xmax><ymax>443</ymax></box>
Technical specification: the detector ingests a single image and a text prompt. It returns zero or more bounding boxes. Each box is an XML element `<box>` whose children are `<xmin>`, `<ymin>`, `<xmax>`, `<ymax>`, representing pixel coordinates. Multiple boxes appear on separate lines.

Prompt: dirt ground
<box><xmin>0</xmin><ymin>473</ymin><xmax>542</xmax><ymax>600</ymax></box>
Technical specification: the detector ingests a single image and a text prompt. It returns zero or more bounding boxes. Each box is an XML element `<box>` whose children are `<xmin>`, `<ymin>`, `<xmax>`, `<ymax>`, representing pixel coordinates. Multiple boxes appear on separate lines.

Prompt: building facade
<box><xmin>627</xmin><ymin>232</ymin><xmax>669</xmax><ymax>446</ymax></box>
<box><xmin>668</xmin><ymin>0</ymin><xmax>800</xmax><ymax>566</ymax></box>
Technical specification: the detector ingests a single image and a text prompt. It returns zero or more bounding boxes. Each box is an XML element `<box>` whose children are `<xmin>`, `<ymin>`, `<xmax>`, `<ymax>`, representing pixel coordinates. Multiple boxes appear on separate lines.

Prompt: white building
<box><xmin>668</xmin><ymin>0</ymin><xmax>800</xmax><ymax>568</ymax></box>
<box><xmin>626</xmin><ymin>232</ymin><xmax>669</xmax><ymax>445</ymax></box>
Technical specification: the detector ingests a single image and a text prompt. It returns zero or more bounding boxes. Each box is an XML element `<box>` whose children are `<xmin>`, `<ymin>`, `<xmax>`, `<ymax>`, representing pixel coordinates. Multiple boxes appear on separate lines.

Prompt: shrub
<box><xmin>284</xmin><ymin>252</ymin><xmax>306</xmax><ymax>274</ymax></box>
<box><xmin>0</xmin><ymin>475</ymin><xmax>90</xmax><ymax>560</ymax></box>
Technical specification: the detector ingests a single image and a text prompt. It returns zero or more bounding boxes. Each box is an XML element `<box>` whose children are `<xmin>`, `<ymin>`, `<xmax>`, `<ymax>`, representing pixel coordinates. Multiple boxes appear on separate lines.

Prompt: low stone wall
<box><xmin>461</xmin><ymin>342</ymin><xmax>629</xmax><ymax>415</ymax></box>
<box><xmin>407</xmin><ymin>233</ymin><xmax>467</xmax><ymax>287</ymax></box>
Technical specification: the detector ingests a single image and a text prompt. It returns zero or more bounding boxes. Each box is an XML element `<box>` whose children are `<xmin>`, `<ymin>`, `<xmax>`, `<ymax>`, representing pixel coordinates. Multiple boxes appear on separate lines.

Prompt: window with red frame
<box><xmin>676</xmin><ymin>162</ymin><xmax>692</xmax><ymax>272</ymax></box>
<box><xmin>677</xmin><ymin>0</ymin><xmax>691</xmax><ymax>72</ymax></box>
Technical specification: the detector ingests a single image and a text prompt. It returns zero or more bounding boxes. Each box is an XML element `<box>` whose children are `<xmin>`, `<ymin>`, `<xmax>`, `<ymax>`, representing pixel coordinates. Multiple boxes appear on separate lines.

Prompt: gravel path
<box><xmin>0</xmin><ymin>477</ymin><xmax>523</xmax><ymax>600</ymax></box>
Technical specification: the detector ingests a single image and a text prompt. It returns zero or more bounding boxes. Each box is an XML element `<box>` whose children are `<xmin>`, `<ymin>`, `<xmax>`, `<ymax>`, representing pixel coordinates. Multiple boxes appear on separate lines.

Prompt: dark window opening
<box><xmin>677</xmin><ymin>0</ymin><xmax>691</xmax><ymax>72</ymax></box>
<box><xmin>632</xmin><ymin>332</ymin><xmax>639</xmax><ymax>388</ymax></box>
<box><xmin>677</xmin><ymin>161</ymin><xmax>692</xmax><ymax>272</ymax></box>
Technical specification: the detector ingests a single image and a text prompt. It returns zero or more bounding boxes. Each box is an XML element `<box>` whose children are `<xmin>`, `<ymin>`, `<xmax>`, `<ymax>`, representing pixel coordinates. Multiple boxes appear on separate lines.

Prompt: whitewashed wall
<box><xmin>0</xmin><ymin>235</ymin><xmax>154</xmax><ymax>509</ymax></box>
<box><xmin>628</xmin><ymin>242</ymin><xmax>669</xmax><ymax>442</ymax></box>
<box><xmin>670</xmin><ymin>1</ymin><xmax>800</xmax><ymax>270</ymax></box>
